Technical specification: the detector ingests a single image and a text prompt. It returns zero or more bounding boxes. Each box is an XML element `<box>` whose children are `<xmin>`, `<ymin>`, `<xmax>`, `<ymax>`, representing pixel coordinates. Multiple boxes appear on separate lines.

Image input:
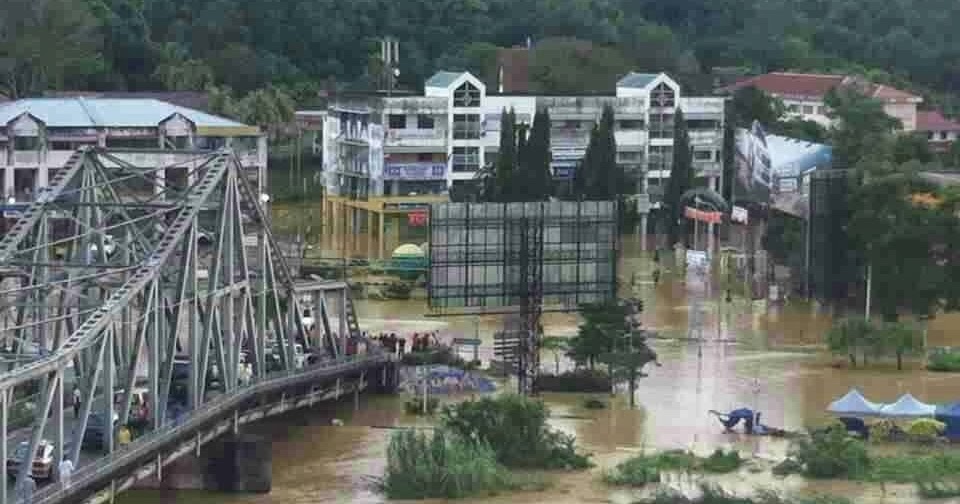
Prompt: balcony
<box><xmin>688</xmin><ymin>130</ymin><xmax>722</xmax><ymax>146</ymax></box>
<box><xmin>615</xmin><ymin>130</ymin><xmax>648</xmax><ymax>147</ymax></box>
<box><xmin>551</xmin><ymin>130</ymin><xmax>591</xmax><ymax>149</ymax></box>
<box><xmin>383</xmin><ymin>162</ymin><xmax>447</xmax><ymax>181</ymax></box>
<box><xmin>12</xmin><ymin>151</ymin><xmax>40</xmax><ymax>167</ymax></box>
<box><xmin>678</xmin><ymin>97</ymin><xmax>725</xmax><ymax>115</ymax></box>
<box><xmin>385</xmin><ymin>129</ymin><xmax>447</xmax><ymax>150</ymax></box>
<box><xmin>452</xmin><ymin>124</ymin><xmax>482</xmax><ymax>140</ymax></box>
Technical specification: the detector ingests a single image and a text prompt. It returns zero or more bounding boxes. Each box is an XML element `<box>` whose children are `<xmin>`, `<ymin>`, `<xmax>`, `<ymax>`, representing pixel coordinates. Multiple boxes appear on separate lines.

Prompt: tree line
<box><xmin>4</xmin><ymin>0</ymin><xmax>960</xmax><ymax>116</ymax></box>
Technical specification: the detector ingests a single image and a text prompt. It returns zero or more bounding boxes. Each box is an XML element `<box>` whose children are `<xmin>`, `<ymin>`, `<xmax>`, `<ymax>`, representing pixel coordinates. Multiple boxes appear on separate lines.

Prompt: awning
<box><xmin>827</xmin><ymin>389</ymin><xmax>882</xmax><ymax>416</ymax></box>
<box><xmin>878</xmin><ymin>393</ymin><xmax>936</xmax><ymax>418</ymax></box>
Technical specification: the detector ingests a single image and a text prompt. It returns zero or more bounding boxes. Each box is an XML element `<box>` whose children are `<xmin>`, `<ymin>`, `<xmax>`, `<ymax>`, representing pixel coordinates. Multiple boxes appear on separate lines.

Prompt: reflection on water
<box><xmin>121</xmin><ymin>226</ymin><xmax>960</xmax><ymax>504</ymax></box>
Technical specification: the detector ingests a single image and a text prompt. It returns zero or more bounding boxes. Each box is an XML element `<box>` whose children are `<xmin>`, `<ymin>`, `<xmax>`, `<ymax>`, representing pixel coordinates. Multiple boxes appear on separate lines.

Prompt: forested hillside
<box><xmin>2</xmin><ymin>0</ymin><xmax>959</xmax><ymax>109</ymax></box>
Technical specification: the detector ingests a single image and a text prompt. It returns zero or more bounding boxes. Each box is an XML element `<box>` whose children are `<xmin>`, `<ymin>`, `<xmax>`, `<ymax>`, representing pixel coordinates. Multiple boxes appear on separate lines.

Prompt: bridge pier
<box><xmin>210</xmin><ymin>434</ymin><xmax>272</xmax><ymax>493</ymax></box>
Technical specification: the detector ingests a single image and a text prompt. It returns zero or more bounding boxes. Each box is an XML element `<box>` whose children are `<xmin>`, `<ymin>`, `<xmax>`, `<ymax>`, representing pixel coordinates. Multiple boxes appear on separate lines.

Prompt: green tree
<box><xmin>528</xmin><ymin>38</ymin><xmax>634</xmax><ymax>94</ymax></box>
<box><xmin>600</xmin><ymin>333</ymin><xmax>657</xmax><ymax>408</ymax></box>
<box><xmin>849</xmin><ymin>174</ymin><xmax>960</xmax><ymax>322</ymax></box>
<box><xmin>730</xmin><ymin>86</ymin><xmax>785</xmax><ymax>128</ymax></box>
<box><xmin>879</xmin><ymin>322</ymin><xmax>923</xmax><ymax>371</ymax></box>
<box><xmin>575</xmin><ymin>105</ymin><xmax>619</xmax><ymax>200</ymax></box>
<box><xmin>892</xmin><ymin>132</ymin><xmax>934</xmax><ymax>164</ymax></box>
<box><xmin>153</xmin><ymin>43</ymin><xmax>214</xmax><ymax>91</ymax></box>
<box><xmin>492</xmin><ymin>108</ymin><xmax>518</xmax><ymax>202</ymax></box>
<box><xmin>519</xmin><ymin>107</ymin><xmax>553</xmax><ymax>201</ymax></box>
<box><xmin>826</xmin><ymin>318</ymin><xmax>873</xmax><ymax>367</ymax></box>
<box><xmin>825</xmin><ymin>87</ymin><xmax>901</xmax><ymax>171</ymax></box>
<box><xmin>0</xmin><ymin>0</ymin><xmax>101</xmax><ymax>97</ymax></box>
<box><xmin>663</xmin><ymin>108</ymin><xmax>693</xmax><ymax>246</ymax></box>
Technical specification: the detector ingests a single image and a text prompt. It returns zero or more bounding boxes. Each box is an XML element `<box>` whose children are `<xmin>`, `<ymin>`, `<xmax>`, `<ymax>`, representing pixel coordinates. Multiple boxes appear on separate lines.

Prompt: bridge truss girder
<box><xmin>0</xmin><ymin>147</ymin><xmax>346</xmax><ymax>500</ymax></box>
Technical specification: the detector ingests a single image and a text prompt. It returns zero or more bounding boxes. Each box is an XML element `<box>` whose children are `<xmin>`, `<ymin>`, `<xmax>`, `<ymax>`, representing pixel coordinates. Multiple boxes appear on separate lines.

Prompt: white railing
<box><xmin>688</xmin><ymin>130</ymin><xmax>721</xmax><ymax>145</ymax></box>
<box><xmin>387</xmin><ymin>129</ymin><xmax>445</xmax><ymax>140</ymax></box>
<box><xmin>679</xmin><ymin>97</ymin><xmax>725</xmax><ymax>114</ymax></box>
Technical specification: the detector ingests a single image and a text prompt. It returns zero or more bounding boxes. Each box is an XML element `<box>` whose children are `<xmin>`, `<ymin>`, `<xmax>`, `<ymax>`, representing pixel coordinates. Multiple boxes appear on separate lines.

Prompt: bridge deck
<box><xmin>29</xmin><ymin>353</ymin><xmax>390</xmax><ymax>504</ymax></box>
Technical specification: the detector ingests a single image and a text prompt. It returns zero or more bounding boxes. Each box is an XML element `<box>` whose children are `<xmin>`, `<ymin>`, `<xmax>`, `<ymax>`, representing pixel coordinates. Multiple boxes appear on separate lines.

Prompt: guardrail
<box><xmin>28</xmin><ymin>353</ymin><xmax>390</xmax><ymax>504</ymax></box>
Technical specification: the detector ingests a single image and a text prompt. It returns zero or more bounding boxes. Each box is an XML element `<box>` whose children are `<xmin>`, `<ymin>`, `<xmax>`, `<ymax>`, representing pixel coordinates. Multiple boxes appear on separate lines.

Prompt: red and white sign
<box><xmin>407</xmin><ymin>210</ymin><xmax>428</xmax><ymax>227</ymax></box>
<box><xmin>731</xmin><ymin>206</ymin><xmax>748</xmax><ymax>224</ymax></box>
<box><xmin>684</xmin><ymin>206</ymin><xmax>722</xmax><ymax>224</ymax></box>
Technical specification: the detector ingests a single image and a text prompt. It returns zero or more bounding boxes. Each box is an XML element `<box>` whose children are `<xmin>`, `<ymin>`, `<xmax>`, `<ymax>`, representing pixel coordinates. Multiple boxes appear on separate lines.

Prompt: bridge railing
<box><xmin>28</xmin><ymin>353</ymin><xmax>389</xmax><ymax>504</ymax></box>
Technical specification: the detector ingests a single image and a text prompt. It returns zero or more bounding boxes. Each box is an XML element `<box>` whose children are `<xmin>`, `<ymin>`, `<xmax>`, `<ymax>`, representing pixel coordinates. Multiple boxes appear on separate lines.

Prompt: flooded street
<box><xmin>121</xmin><ymin>209</ymin><xmax>960</xmax><ymax>504</ymax></box>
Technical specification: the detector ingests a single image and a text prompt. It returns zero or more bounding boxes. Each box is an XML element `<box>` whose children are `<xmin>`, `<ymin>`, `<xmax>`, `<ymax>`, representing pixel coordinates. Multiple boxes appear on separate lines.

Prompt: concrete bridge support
<box><xmin>210</xmin><ymin>434</ymin><xmax>272</xmax><ymax>493</ymax></box>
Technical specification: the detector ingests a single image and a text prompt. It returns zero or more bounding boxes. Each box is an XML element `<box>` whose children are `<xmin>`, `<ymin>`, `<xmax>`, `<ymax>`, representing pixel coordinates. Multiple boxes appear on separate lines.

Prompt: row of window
<box><xmin>787</xmin><ymin>104</ymin><xmax>826</xmax><ymax>116</ymax></box>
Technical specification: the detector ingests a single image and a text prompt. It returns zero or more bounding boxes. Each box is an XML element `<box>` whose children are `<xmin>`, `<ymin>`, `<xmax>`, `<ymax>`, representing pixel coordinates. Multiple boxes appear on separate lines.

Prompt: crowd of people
<box><xmin>365</xmin><ymin>330</ymin><xmax>442</xmax><ymax>356</ymax></box>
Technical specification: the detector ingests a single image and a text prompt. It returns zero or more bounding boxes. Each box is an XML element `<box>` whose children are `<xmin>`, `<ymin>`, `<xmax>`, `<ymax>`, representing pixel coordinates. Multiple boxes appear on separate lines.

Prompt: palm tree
<box><xmin>541</xmin><ymin>336</ymin><xmax>567</xmax><ymax>375</ymax></box>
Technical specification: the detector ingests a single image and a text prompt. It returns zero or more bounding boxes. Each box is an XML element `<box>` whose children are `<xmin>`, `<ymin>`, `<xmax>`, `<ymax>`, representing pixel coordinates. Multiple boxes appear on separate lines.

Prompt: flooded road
<box><xmin>120</xmin><ymin>213</ymin><xmax>960</xmax><ymax>504</ymax></box>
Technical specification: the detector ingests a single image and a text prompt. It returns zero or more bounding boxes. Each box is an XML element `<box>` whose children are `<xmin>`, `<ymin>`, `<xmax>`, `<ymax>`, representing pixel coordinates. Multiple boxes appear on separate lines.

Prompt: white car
<box><xmin>89</xmin><ymin>235</ymin><xmax>116</xmax><ymax>257</ymax></box>
<box><xmin>301</xmin><ymin>309</ymin><xmax>315</xmax><ymax>332</ymax></box>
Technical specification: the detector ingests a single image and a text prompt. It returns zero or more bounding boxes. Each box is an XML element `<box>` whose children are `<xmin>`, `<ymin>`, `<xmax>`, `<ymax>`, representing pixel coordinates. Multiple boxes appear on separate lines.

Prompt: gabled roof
<box><xmin>617</xmin><ymin>72</ymin><xmax>660</xmax><ymax>89</ymax></box>
<box><xmin>717</xmin><ymin>72</ymin><xmax>921</xmax><ymax>103</ymax></box>
<box><xmin>917</xmin><ymin>110</ymin><xmax>960</xmax><ymax>132</ymax></box>
<box><xmin>425</xmin><ymin>71</ymin><xmax>465</xmax><ymax>88</ymax></box>
<box><xmin>717</xmin><ymin>72</ymin><xmax>848</xmax><ymax>98</ymax></box>
<box><xmin>0</xmin><ymin>98</ymin><xmax>249</xmax><ymax>129</ymax></box>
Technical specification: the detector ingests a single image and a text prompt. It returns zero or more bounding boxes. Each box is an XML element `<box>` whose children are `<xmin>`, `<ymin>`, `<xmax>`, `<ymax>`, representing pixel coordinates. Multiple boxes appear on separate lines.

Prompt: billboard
<box><xmin>733</xmin><ymin>121</ymin><xmax>773</xmax><ymax>204</ymax></box>
<box><xmin>428</xmin><ymin>201</ymin><xmax>618</xmax><ymax>311</ymax></box>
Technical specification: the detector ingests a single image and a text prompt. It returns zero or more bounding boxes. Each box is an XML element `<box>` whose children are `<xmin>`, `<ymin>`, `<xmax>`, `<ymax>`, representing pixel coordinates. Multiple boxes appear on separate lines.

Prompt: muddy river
<box><xmin>121</xmin><ymin>206</ymin><xmax>960</xmax><ymax>504</ymax></box>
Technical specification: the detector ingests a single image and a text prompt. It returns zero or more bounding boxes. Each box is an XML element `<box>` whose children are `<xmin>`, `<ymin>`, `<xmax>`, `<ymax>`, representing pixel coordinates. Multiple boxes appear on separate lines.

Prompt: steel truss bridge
<box><xmin>0</xmin><ymin>148</ymin><xmax>391</xmax><ymax>504</ymax></box>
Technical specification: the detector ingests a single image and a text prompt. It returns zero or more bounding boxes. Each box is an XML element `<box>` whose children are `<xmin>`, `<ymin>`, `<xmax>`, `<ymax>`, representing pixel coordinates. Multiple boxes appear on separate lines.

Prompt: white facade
<box><xmin>318</xmin><ymin>71</ymin><xmax>725</xmax><ymax>199</ymax></box>
<box><xmin>0</xmin><ymin>98</ymin><xmax>267</xmax><ymax>202</ymax></box>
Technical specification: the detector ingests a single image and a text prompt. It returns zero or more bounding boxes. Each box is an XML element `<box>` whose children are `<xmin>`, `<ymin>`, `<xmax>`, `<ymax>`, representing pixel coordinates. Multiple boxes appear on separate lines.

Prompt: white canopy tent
<box><xmin>878</xmin><ymin>393</ymin><xmax>937</xmax><ymax>418</ymax></box>
<box><xmin>827</xmin><ymin>389</ymin><xmax>883</xmax><ymax>416</ymax></box>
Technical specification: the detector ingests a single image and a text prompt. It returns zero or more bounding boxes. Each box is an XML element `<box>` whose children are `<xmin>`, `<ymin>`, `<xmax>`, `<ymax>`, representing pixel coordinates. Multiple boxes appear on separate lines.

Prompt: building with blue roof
<box><xmin>0</xmin><ymin>98</ymin><xmax>265</xmax><ymax>203</ymax></box>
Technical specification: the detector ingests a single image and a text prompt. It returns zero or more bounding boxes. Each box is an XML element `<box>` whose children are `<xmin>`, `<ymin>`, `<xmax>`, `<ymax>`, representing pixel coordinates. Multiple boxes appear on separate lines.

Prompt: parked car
<box><xmin>6</xmin><ymin>440</ymin><xmax>55</xmax><ymax>480</ymax></box>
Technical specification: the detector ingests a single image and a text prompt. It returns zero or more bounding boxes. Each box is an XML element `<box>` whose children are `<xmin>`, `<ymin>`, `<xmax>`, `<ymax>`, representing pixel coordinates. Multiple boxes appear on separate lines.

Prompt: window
<box><xmin>417</xmin><ymin>115</ymin><xmax>435</xmax><ymax>129</ymax></box>
<box><xmin>650</xmin><ymin>83</ymin><xmax>675</xmax><ymax>108</ymax></box>
<box><xmin>648</xmin><ymin>145</ymin><xmax>673</xmax><ymax>171</ymax></box>
<box><xmin>802</xmin><ymin>105</ymin><xmax>814</xmax><ymax>115</ymax></box>
<box><xmin>649</xmin><ymin>113</ymin><xmax>674</xmax><ymax>139</ymax></box>
<box><xmin>816</xmin><ymin>106</ymin><xmax>825</xmax><ymax>115</ymax></box>
<box><xmin>388</xmin><ymin>114</ymin><xmax>406</xmax><ymax>129</ymax></box>
<box><xmin>452</xmin><ymin>146</ymin><xmax>479</xmax><ymax>172</ymax></box>
<box><xmin>564</xmin><ymin>120</ymin><xmax>581</xmax><ymax>129</ymax></box>
<box><xmin>453</xmin><ymin>114</ymin><xmax>481</xmax><ymax>139</ymax></box>
<box><xmin>787</xmin><ymin>104</ymin><xmax>800</xmax><ymax>113</ymax></box>
<box><xmin>13</xmin><ymin>137</ymin><xmax>39</xmax><ymax>150</ymax></box>
<box><xmin>686</xmin><ymin>119</ymin><xmax>719</xmax><ymax>130</ymax></box>
<box><xmin>453</xmin><ymin>82</ymin><xmax>480</xmax><ymax>107</ymax></box>
<box><xmin>195</xmin><ymin>136</ymin><xmax>227</xmax><ymax>150</ymax></box>
<box><xmin>693</xmin><ymin>150</ymin><xmax>713</xmax><ymax>161</ymax></box>
<box><xmin>928</xmin><ymin>132</ymin><xmax>936</xmax><ymax>140</ymax></box>
<box><xmin>618</xmin><ymin>120</ymin><xmax>644</xmax><ymax>130</ymax></box>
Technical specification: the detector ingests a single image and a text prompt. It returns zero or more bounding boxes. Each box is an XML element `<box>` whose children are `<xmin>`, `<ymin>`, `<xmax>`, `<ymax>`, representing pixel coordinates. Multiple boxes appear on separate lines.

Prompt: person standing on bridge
<box><xmin>73</xmin><ymin>386</ymin><xmax>81</xmax><ymax>418</ymax></box>
<box><xmin>59</xmin><ymin>457</ymin><xmax>74</xmax><ymax>489</ymax></box>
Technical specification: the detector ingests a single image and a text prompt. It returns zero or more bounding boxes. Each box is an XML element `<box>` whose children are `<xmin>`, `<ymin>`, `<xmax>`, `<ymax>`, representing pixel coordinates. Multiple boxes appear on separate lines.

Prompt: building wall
<box><xmin>323</xmin><ymin>72</ymin><xmax>726</xmax><ymax>199</ymax></box>
<box><xmin>884</xmin><ymin>103</ymin><xmax>918</xmax><ymax>131</ymax></box>
<box><xmin>1</xmin><ymin>114</ymin><xmax>266</xmax><ymax>202</ymax></box>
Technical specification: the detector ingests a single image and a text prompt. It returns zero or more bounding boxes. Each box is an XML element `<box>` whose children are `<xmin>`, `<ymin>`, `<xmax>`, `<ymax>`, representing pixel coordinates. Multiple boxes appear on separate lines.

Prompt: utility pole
<box><xmin>865</xmin><ymin>262</ymin><xmax>872</xmax><ymax>321</ymax></box>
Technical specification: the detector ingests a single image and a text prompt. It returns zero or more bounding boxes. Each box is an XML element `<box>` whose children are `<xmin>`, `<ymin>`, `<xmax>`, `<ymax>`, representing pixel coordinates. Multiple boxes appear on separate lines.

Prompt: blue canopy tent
<box><xmin>827</xmin><ymin>389</ymin><xmax>882</xmax><ymax>416</ymax></box>
<box><xmin>935</xmin><ymin>402</ymin><xmax>960</xmax><ymax>441</ymax></box>
<box><xmin>878</xmin><ymin>393</ymin><xmax>936</xmax><ymax>418</ymax></box>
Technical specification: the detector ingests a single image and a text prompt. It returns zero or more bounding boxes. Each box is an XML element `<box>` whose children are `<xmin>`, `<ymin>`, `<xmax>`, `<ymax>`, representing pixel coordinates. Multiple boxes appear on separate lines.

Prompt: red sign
<box><xmin>684</xmin><ymin>206</ymin><xmax>722</xmax><ymax>224</ymax></box>
<box><xmin>408</xmin><ymin>210</ymin><xmax>428</xmax><ymax>227</ymax></box>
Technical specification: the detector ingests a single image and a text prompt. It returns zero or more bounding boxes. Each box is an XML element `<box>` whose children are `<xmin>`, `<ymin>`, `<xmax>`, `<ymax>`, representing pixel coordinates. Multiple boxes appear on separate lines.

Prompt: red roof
<box><xmin>718</xmin><ymin>72</ymin><xmax>847</xmax><ymax>98</ymax></box>
<box><xmin>916</xmin><ymin>110</ymin><xmax>960</xmax><ymax>132</ymax></box>
<box><xmin>496</xmin><ymin>48</ymin><xmax>530</xmax><ymax>93</ymax></box>
<box><xmin>718</xmin><ymin>72</ymin><xmax>920</xmax><ymax>103</ymax></box>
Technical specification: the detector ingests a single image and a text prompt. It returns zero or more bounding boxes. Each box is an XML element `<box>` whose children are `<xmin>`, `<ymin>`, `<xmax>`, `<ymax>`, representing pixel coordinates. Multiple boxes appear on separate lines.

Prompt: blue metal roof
<box><xmin>617</xmin><ymin>72</ymin><xmax>660</xmax><ymax>89</ymax></box>
<box><xmin>425</xmin><ymin>71</ymin><xmax>464</xmax><ymax>88</ymax></box>
<box><xmin>0</xmin><ymin>98</ymin><xmax>250</xmax><ymax>128</ymax></box>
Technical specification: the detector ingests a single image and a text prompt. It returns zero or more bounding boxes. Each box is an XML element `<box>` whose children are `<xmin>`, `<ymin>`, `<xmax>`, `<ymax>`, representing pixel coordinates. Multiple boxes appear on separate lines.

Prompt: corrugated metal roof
<box><xmin>617</xmin><ymin>72</ymin><xmax>659</xmax><ymax>89</ymax></box>
<box><xmin>425</xmin><ymin>71</ymin><xmax>464</xmax><ymax>88</ymax></box>
<box><xmin>0</xmin><ymin>98</ymin><xmax>250</xmax><ymax>129</ymax></box>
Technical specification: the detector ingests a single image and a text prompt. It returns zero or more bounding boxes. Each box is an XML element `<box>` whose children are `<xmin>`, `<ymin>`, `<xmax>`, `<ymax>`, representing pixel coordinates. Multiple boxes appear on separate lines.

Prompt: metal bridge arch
<box><xmin>0</xmin><ymin>148</ymin><xmax>358</xmax><ymax>502</ymax></box>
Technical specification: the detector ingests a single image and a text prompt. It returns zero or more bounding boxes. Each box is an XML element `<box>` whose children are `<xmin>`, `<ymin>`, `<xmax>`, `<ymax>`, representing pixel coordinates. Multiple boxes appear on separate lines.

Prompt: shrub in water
<box><xmin>905</xmin><ymin>418</ymin><xmax>945</xmax><ymax>443</ymax></box>
<box><xmin>535</xmin><ymin>369</ymin><xmax>612</xmax><ymax>393</ymax></box>
<box><xmin>441</xmin><ymin>394</ymin><xmax>592</xmax><ymax>469</ymax></box>
<box><xmin>789</xmin><ymin>425</ymin><xmax>870</xmax><ymax>478</ymax></box>
<box><xmin>382</xmin><ymin>428</ymin><xmax>509</xmax><ymax>499</ymax></box>
<box><xmin>868</xmin><ymin>419</ymin><xmax>903</xmax><ymax>442</ymax></box>
<box><xmin>582</xmin><ymin>397</ymin><xmax>607</xmax><ymax>409</ymax></box>
<box><xmin>927</xmin><ymin>349</ymin><xmax>960</xmax><ymax>372</ymax></box>
<box><xmin>702</xmin><ymin>449</ymin><xmax>743</xmax><ymax>473</ymax></box>
<box><xmin>603</xmin><ymin>455</ymin><xmax>662</xmax><ymax>486</ymax></box>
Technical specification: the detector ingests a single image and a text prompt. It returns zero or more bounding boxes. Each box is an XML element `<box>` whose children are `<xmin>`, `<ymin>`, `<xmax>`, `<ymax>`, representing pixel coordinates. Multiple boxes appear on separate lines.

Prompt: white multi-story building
<box><xmin>318</xmin><ymin>71</ymin><xmax>726</xmax><ymax>201</ymax></box>
<box><xmin>0</xmin><ymin>97</ymin><xmax>267</xmax><ymax>202</ymax></box>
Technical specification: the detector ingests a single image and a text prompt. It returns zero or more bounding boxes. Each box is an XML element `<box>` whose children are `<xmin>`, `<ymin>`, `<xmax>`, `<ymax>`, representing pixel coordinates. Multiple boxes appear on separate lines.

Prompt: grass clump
<box><xmin>582</xmin><ymin>397</ymin><xmax>607</xmax><ymax>409</ymax></box>
<box><xmin>927</xmin><ymin>348</ymin><xmax>960</xmax><ymax>372</ymax></box>
<box><xmin>917</xmin><ymin>481</ymin><xmax>960</xmax><ymax>499</ymax></box>
<box><xmin>382</xmin><ymin>428</ymin><xmax>510</xmax><ymax>499</ymax></box>
<box><xmin>535</xmin><ymin>370</ymin><xmax>612</xmax><ymax>393</ymax></box>
<box><xmin>605</xmin><ymin>449</ymin><xmax>743</xmax><ymax>487</ymax></box>
<box><xmin>866</xmin><ymin>451</ymin><xmax>960</xmax><ymax>483</ymax></box>
<box><xmin>787</xmin><ymin>425</ymin><xmax>870</xmax><ymax>479</ymax></box>
<box><xmin>441</xmin><ymin>394</ymin><xmax>592</xmax><ymax>470</ymax></box>
<box><xmin>403</xmin><ymin>396</ymin><xmax>439</xmax><ymax>415</ymax></box>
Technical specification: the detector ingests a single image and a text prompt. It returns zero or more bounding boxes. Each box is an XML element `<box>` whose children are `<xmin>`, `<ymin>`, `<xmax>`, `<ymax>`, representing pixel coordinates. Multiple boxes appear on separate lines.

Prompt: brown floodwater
<box><xmin>120</xmin><ymin>218</ymin><xmax>960</xmax><ymax>504</ymax></box>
